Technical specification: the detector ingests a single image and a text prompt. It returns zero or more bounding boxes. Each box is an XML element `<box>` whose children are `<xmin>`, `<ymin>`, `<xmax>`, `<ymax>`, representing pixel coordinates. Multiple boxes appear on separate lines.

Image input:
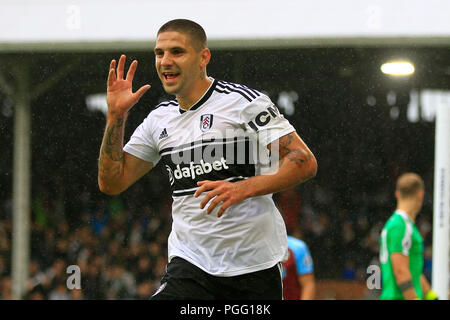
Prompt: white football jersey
<box><xmin>124</xmin><ymin>78</ymin><xmax>295</xmax><ymax>276</ymax></box>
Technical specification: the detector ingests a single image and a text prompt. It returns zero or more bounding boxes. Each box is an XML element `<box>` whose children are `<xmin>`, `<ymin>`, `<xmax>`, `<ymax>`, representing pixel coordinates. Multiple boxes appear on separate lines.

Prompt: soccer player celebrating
<box><xmin>98</xmin><ymin>19</ymin><xmax>317</xmax><ymax>299</ymax></box>
<box><xmin>379</xmin><ymin>173</ymin><xmax>438</xmax><ymax>300</ymax></box>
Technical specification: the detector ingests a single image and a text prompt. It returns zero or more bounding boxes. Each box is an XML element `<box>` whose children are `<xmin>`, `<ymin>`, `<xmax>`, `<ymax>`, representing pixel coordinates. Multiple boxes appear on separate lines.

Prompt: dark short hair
<box><xmin>396</xmin><ymin>172</ymin><xmax>424</xmax><ymax>198</ymax></box>
<box><xmin>157</xmin><ymin>19</ymin><xmax>207</xmax><ymax>51</ymax></box>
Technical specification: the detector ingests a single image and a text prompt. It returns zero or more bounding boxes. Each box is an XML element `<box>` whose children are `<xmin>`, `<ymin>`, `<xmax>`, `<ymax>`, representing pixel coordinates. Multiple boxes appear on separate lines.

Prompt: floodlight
<box><xmin>381</xmin><ymin>61</ymin><xmax>415</xmax><ymax>76</ymax></box>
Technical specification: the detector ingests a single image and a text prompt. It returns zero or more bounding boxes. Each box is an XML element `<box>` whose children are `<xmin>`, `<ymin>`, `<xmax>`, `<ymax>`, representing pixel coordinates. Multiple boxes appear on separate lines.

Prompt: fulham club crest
<box><xmin>200</xmin><ymin>114</ymin><xmax>213</xmax><ymax>132</ymax></box>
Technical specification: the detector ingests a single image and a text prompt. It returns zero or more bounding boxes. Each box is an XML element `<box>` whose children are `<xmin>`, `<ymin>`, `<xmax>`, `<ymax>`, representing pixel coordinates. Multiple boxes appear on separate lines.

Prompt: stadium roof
<box><xmin>1</xmin><ymin>0</ymin><xmax>450</xmax><ymax>52</ymax></box>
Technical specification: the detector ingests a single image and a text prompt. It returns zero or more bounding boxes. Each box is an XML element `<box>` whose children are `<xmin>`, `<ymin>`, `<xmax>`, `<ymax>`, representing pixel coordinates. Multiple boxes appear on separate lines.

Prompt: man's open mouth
<box><xmin>163</xmin><ymin>72</ymin><xmax>180</xmax><ymax>82</ymax></box>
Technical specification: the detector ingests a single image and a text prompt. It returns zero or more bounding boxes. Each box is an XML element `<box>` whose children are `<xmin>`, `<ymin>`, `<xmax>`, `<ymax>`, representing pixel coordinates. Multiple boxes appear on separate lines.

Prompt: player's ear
<box><xmin>394</xmin><ymin>190</ymin><xmax>400</xmax><ymax>200</ymax></box>
<box><xmin>417</xmin><ymin>189</ymin><xmax>424</xmax><ymax>201</ymax></box>
<box><xmin>200</xmin><ymin>48</ymin><xmax>211</xmax><ymax>67</ymax></box>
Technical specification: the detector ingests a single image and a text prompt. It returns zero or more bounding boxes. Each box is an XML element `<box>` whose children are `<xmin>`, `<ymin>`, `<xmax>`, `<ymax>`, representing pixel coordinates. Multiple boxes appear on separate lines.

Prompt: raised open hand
<box><xmin>107</xmin><ymin>54</ymin><xmax>151</xmax><ymax>115</ymax></box>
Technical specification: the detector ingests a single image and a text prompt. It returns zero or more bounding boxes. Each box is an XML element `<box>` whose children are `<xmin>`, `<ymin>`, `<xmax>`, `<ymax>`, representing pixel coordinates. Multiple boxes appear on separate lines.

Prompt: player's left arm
<box><xmin>238</xmin><ymin>131</ymin><xmax>317</xmax><ymax>197</ymax></box>
<box><xmin>298</xmin><ymin>273</ymin><xmax>315</xmax><ymax>300</ymax></box>
<box><xmin>195</xmin><ymin>131</ymin><xmax>317</xmax><ymax>217</ymax></box>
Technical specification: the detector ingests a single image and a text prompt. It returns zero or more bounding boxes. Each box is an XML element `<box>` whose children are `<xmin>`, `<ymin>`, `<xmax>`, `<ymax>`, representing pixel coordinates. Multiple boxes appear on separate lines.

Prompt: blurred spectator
<box><xmin>0</xmin><ymin>256</ymin><xmax>7</xmax><ymax>278</ymax></box>
<box><xmin>342</xmin><ymin>260</ymin><xmax>357</xmax><ymax>280</ymax></box>
<box><xmin>341</xmin><ymin>221</ymin><xmax>356</xmax><ymax>246</ymax></box>
<box><xmin>423</xmin><ymin>246</ymin><xmax>433</xmax><ymax>282</ymax></box>
<box><xmin>128</xmin><ymin>221</ymin><xmax>143</xmax><ymax>247</ymax></box>
<box><xmin>81</xmin><ymin>257</ymin><xmax>106</xmax><ymax>300</ymax></box>
<box><xmin>0</xmin><ymin>276</ymin><xmax>12</xmax><ymax>300</ymax></box>
<box><xmin>26</xmin><ymin>260</ymin><xmax>47</xmax><ymax>293</ymax></box>
<box><xmin>135</xmin><ymin>255</ymin><xmax>153</xmax><ymax>284</ymax></box>
<box><xmin>70</xmin><ymin>288</ymin><xmax>85</xmax><ymax>300</ymax></box>
<box><xmin>105</xmin><ymin>263</ymin><xmax>136</xmax><ymax>300</ymax></box>
<box><xmin>90</xmin><ymin>210</ymin><xmax>109</xmax><ymax>236</ymax></box>
<box><xmin>26</xmin><ymin>286</ymin><xmax>46</xmax><ymax>300</ymax></box>
<box><xmin>48</xmin><ymin>282</ymin><xmax>70</xmax><ymax>300</ymax></box>
<box><xmin>136</xmin><ymin>281</ymin><xmax>153</xmax><ymax>300</ymax></box>
<box><xmin>45</xmin><ymin>258</ymin><xmax>67</xmax><ymax>291</ymax></box>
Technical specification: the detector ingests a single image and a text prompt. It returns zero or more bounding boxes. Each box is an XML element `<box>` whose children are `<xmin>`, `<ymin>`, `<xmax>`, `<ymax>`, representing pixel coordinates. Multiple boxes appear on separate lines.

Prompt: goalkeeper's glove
<box><xmin>424</xmin><ymin>289</ymin><xmax>439</xmax><ymax>300</ymax></box>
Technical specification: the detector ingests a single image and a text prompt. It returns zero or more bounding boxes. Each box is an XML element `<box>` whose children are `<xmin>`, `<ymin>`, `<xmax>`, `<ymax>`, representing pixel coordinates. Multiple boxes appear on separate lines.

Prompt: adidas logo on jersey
<box><xmin>159</xmin><ymin>128</ymin><xmax>168</xmax><ymax>139</ymax></box>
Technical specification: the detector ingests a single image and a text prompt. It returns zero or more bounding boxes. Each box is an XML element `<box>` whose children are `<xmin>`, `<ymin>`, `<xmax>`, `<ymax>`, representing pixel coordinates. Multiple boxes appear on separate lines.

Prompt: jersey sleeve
<box><xmin>290</xmin><ymin>240</ymin><xmax>314</xmax><ymax>275</ymax></box>
<box><xmin>123</xmin><ymin>113</ymin><xmax>161</xmax><ymax>165</ymax></box>
<box><xmin>240</xmin><ymin>94</ymin><xmax>296</xmax><ymax>147</ymax></box>
<box><xmin>387</xmin><ymin>219</ymin><xmax>412</xmax><ymax>256</ymax></box>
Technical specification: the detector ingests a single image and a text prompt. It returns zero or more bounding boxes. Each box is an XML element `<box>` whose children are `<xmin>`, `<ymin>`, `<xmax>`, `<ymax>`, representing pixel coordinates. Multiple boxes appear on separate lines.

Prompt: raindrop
<box><xmin>386</xmin><ymin>91</ymin><xmax>396</xmax><ymax>106</ymax></box>
<box><xmin>389</xmin><ymin>106</ymin><xmax>399</xmax><ymax>120</ymax></box>
<box><xmin>366</xmin><ymin>95</ymin><xmax>376</xmax><ymax>106</ymax></box>
<box><xmin>2</xmin><ymin>97</ymin><xmax>14</xmax><ymax>118</ymax></box>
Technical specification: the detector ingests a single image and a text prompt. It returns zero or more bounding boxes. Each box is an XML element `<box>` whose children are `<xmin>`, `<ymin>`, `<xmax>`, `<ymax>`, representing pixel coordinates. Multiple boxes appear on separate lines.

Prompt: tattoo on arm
<box><xmin>99</xmin><ymin>117</ymin><xmax>125</xmax><ymax>179</ymax></box>
<box><xmin>277</xmin><ymin>133</ymin><xmax>310</xmax><ymax>168</ymax></box>
<box><xmin>103</xmin><ymin>117</ymin><xmax>125</xmax><ymax>161</ymax></box>
<box><xmin>398</xmin><ymin>280</ymin><xmax>414</xmax><ymax>292</ymax></box>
